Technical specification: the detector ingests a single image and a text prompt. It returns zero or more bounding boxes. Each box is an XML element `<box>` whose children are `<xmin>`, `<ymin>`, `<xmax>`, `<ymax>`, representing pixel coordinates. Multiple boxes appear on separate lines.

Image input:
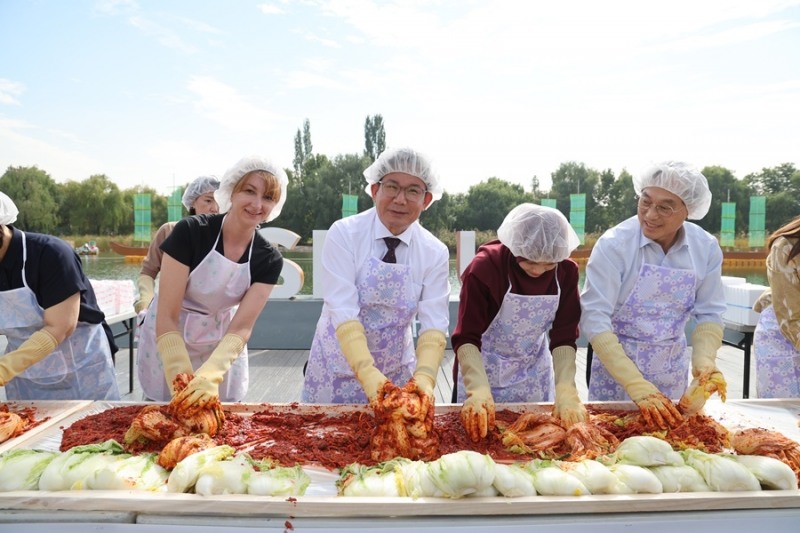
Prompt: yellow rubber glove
<box><xmin>591</xmin><ymin>331</ymin><xmax>683</xmax><ymax>429</ymax></box>
<box><xmin>457</xmin><ymin>343</ymin><xmax>495</xmax><ymax>442</ymax></box>
<box><xmin>336</xmin><ymin>320</ymin><xmax>388</xmax><ymax>402</ymax></box>
<box><xmin>413</xmin><ymin>329</ymin><xmax>446</xmax><ymax>398</ymax></box>
<box><xmin>134</xmin><ymin>274</ymin><xmax>155</xmax><ymax>314</ymax></box>
<box><xmin>156</xmin><ymin>331</ymin><xmax>193</xmax><ymax>396</ymax></box>
<box><xmin>171</xmin><ymin>333</ymin><xmax>245</xmax><ymax>413</ymax></box>
<box><xmin>551</xmin><ymin>345</ymin><xmax>587</xmax><ymax>427</ymax></box>
<box><xmin>0</xmin><ymin>330</ymin><xmax>58</xmax><ymax>385</ymax></box>
<box><xmin>679</xmin><ymin>322</ymin><xmax>726</xmax><ymax>415</ymax></box>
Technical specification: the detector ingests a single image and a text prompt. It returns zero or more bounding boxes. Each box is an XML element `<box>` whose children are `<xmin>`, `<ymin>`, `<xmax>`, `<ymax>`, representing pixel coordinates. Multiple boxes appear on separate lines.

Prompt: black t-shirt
<box><xmin>160</xmin><ymin>214</ymin><xmax>283</xmax><ymax>285</ymax></box>
<box><xmin>0</xmin><ymin>227</ymin><xmax>117</xmax><ymax>354</ymax></box>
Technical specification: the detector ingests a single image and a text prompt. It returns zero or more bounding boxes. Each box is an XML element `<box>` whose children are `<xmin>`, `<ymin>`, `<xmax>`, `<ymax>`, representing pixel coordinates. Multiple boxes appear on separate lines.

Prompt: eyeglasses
<box><xmin>637</xmin><ymin>197</ymin><xmax>681</xmax><ymax>218</ymax></box>
<box><xmin>379</xmin><ymin>181</ymin><xmax>427</xmax><ymax>202</ymax></box>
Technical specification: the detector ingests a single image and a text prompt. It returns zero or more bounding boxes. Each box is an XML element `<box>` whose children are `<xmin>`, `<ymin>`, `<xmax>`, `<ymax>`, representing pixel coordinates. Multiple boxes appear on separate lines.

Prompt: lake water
<box><xmin>80</xmin><ymin>251</ymin><xmax>768</xmax><ymax>298</ymax></box>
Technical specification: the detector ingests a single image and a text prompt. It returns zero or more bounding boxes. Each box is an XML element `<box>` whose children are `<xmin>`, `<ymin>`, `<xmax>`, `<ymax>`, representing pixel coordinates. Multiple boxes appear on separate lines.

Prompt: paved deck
<box><xmin>0</xmin><ymin>338</ymin><xmax>755</xmax><ymax>403</ymax></box>
<box><xmin>109</xmin><ymin>343</ymin><xmax>754</xmax><ymax>403</ymax></box>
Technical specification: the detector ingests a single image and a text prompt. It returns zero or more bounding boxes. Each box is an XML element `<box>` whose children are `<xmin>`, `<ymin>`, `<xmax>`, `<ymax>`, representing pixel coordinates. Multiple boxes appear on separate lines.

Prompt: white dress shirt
<box><xmin>320</xmin><ymin>207</ymin><xmax>451</xmax><ymax>334</ymax></box>
<box><xmin>580</xmin><ymin>216</ymin><xmax>726</xmax><ymax>341</ymax></box>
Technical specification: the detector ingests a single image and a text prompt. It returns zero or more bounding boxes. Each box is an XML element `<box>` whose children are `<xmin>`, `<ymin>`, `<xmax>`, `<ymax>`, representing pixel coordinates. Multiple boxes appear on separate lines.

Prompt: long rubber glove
<box><xmin>171</xmin><ymin>333</ymin><xmax>245</xmax><ymax>413</ymax></box>
<box><xmin>591</xmin><ymin>331</ymin><xmax>683</xmax><ymax>429</ymax></box>
<box><xmin>551</xmin><ymin>345</ymin><xmax>587</xmax><ymax>427</ymax></box>
<box><xmin>0</xmin><ymin>330</ymin><xmax>58</xmax><ymax>385</ymax></box>
<box><xmin>336</xmin><ymin>320</ymin><xmax>387</xmax><ymax>402</ymax></box>
<box><xmin>679</xmin><ymin>322</ymin><xmax>726</xmax><ymax>415</ymax></box>
<box><xmin>134</xmin><ymin>274</ymin><xmax>155</xmax><ymax>314</ymax></box>
<box><xmin>413</xmin><ymin>329</ymin><xmax>446</xmax><ymax>398</ymax></box>
<box><xmin>156</xmin><ymin>331</ymin><xmax>193</xmax><ymax>396</ymax></box>
<box><xmin>457</xmin><ymin>343</ymin><xmax>495</xmax><ymax>442</ymax></box>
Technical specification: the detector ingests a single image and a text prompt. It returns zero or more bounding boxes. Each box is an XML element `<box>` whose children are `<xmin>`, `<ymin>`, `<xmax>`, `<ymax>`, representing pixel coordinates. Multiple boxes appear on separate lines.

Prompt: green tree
<box><xmin>699</xmin><ymin>165</ymin><xmax>748</xmax><ymax>235</ymax></box>
<box><xmin>745</xmin><ymin>163</ymin><xmax>798</xmax><ymax>195</ymax></box>
<box><xmin>59</xmin><ymin>175</ymin><xmax>125</xmax><ymax>234</ymax></box>
<box><xmin>420</xmin><ymin>190</ymin><xmax>454</xmax><ymax>235</ymax></box>
<box><xmin>743</xmin><ymin>163</ymin><xmax>800</xmax><ymax>232</ymax></box>
<box><xmin>0</xmin><ymin>166</ymin><xmax>60</xmax><ymax>233</ymax></box>
<box><xmin>302</xmin><ymin>119</ymin><xmax>313</xmax><ymax>160</ymax></box>
<box><xmin>456</xmin><ymin>178</ymin><xmax>533</xmax><ymax>231</ymax></box>
<box><xmin>549</xmin><ymin>162</ymin><xmax>600</xmax><ymax>232</ymax></box>
<box><xmin>604</xmin><ymin>169</ymin><xmax>637</xmax><ymax>228</ymax></box>
<box><xmin>764</xmin><ymin>192</ymin><xmax>800</xmax><ymax>233</ymax></box>
<box><xmin>364</xmin><ymin>114</ymin><xmax>386</xmax><ymax>162</ymax></box>
<box><xmin>293</xmin><ymin>129</ymin><xmax>304</xmax><ymax>178</ymax></box>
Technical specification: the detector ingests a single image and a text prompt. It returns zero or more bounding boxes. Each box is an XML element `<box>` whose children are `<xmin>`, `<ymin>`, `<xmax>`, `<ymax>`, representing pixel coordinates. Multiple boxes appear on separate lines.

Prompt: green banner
<box><xmin>134</xmin><ymin>194</ymin><xmax>152</xmax><ymax>244</ymax></box>
<box><xmin>168</xmin><ymin>187</ymin><xmax>184</xmax><ymax>222</ymax></box>
<box><xmin>720</xmin><ymin>202</ymin><xmax>736</xmax><ymax>247</ymax></box>
<box><xmin>541</xmin><ymin>198</ymin><xmax>557</xmax><ymax>209</ymax></box>
<box><xmin>748</xmin><ymin>196</ymin><xmax>766</xmax><ymax>248</ymax></box>
<box><xmin>569</xmin><ymin>193</ymin><xmax>586</xmax><ymax>245</ymax></box>
<box><xmin>342</xmin><ymin>194</ymin><xmax>358</xmax><ymax>218</ymax></box>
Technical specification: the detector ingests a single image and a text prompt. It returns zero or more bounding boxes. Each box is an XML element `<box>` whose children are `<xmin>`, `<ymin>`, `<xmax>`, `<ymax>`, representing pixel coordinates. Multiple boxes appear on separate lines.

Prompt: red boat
<box><xmin>110</xmin><ymin>241</ymin><xmax>149</xmax><ymax>257</ymax></box>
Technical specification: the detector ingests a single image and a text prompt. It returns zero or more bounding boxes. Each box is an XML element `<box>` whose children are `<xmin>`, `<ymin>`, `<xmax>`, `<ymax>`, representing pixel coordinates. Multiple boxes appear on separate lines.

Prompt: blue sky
<box><xmin>1</xmin><ymin>0</ymin><xmax>799</xmax><ymax>197</ymax></box>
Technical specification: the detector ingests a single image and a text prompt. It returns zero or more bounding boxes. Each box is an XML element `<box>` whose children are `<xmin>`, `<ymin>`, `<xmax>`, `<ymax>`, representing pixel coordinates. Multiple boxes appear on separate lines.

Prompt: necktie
<box><xmin>382</xmin><ymin>237</ymin><xmax>401</xmax><ymax>263</ymax></box>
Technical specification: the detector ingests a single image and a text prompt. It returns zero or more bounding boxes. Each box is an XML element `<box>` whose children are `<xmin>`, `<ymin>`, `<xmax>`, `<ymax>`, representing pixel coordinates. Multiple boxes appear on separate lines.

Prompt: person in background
<box><xmin>302</xmin><ymin>147</ymin><xmax>451</xmax><ymax>406</ymax></box>
<box><xmin>452</xmin><ymin>203</ymin><xmax>585</xmax><ymax>442</ymax></box>
<box><xmin>753</xmin><ymin>214</ymin><xmax>800</xmax><ymax>397</ymax></box>
<box><xmin>134</xmin><ymin>176</ymin><xmax>220</xmax><ymax>314</ymax></box>
<box><xmin>0</xmin><ymin>191</ymin><xmax>120</xmax><ymax>400</ymax></box>
<box><xmin>136</xmin><ymin>156</ymin><xmax>285</xmax><ymax>407</ymax></box>
<box><xmin>580</xmin><ymin>161</ymin><xmax>727</xmax><ymax>429</ymax></box>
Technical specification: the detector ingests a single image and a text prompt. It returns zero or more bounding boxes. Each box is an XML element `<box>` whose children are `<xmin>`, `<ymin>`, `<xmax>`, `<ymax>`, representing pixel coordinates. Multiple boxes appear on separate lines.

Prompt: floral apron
<box><xmin>137</xmin><ymin>218</ymin><xmax>251</xmax><ymax>402</ymax></box>
<box><xmin>0</xmin><ymin>232</ymin><xmax>119</xmax><ymax>400</ymax></box>
<box><xmin>589</xmin><ymin>263</ymin><xmax>696</xmax><ymax>401</ymax></box>
<box><xmin>302</xmin><ymin>256</ymin><xmax>418</xmax><ymax>403</ymax></box>
<box><xmin>754</xmin><ymin>305</ymin><xmax>800</xmax><ymax>398</ymax></box>
<box><xmin>458</xmin><ymin>275</ymin><xmax>560</xmax><ymax>404</ymax></box>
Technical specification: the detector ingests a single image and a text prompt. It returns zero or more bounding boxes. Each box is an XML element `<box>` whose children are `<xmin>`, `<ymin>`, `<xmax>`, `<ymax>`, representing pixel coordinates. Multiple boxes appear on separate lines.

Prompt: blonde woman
<box><xmin>136</xmin><ymin>156</ymin><xmax>286</xmax><ymax>407</ymax></box>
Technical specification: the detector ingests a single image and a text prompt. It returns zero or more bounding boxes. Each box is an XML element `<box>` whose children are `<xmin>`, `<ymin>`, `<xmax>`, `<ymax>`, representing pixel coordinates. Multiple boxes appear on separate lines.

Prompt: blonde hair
<box><xmin>233</xmin><ymin>170</ymin><xmax>282</xmax><ymax>203</ymax></box>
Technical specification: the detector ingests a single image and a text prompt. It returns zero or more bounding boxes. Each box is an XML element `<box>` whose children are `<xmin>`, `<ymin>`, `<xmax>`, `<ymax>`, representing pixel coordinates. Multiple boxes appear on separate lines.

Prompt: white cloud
<box><xmin>0</xmin><ymin>79</ymin><xmax>25</xmax><ymax>106</ymax></box>
<box><xmin>93</xmin><ymin>0</ymin><xmax>138</xmax><ymax>16</ymax></box>
<box><xmin>129</xmin><ymin>16</ymin><xmax>197</xmax><ymax>54</ymax></box>
<box><xmin>259</xmin><ymin>3</ymin><xmax>285</xmax><ymax>15</ymax></box>
<box><xmin>186</xmin><ymin>76</ymin><xmax>281</xmax><ymax>133</ymax></box>
<box><xmin>0</xmin><ymin>118</ymin><xmax>102</xmax><ymax>181</ymax></box>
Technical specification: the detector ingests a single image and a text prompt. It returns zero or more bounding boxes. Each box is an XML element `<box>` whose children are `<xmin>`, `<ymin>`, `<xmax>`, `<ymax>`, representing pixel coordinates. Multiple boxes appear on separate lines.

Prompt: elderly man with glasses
<box><xmin>580</xmin><ymin>161</ymin><xmax>727</xmax><ymax>430</ymax></box>
<box><xmin>302</xmin><ymin>147</ymin><xmax>450</xmax><ymax>406</ymax></box>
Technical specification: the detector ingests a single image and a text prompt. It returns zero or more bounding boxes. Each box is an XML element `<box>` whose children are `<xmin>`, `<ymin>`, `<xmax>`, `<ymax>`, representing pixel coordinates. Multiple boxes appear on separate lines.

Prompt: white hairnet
<box><xmin>497</xmin><ymin>203</ymin><xmax>580</xmax><ymax>263</ymax></box>
<box><xmin>182</xmin><ymin>175</ymin><xmax>220</xmax><ymax>210</ymax></box>
<box><xmin>363</xmin><ymin>147</ymin><xmax>443</xmax><ymax>204</ymax></box>
<box><xmin>216</xmin><ymin>156</ymin><xmax>289</xmax><ymax>222</ymax></box>
<box><xmin>633</xmin><ymin>161</ymin><xmax>711</xmax><ymax>220</ymax></box>
<box><xmin>0</xmin><ymin>191</ymin><xmax>19</xmax><ymax>225</ymax></box>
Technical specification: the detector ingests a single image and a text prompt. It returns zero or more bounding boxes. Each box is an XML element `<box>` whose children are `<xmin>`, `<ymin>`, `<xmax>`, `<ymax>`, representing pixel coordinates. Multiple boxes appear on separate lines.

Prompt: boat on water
<box><xmin>568</xmin><ymin>247</ymin><xmax>766</xmax><ymax>267</ymax></box>
<box><xmin>110</xmin><ymin>241</ymin><xmax>149</xmax><ymax>257</ymax></box>
<box><xmin>75</xmin><ymin>241</ymin><xmax>99</xmax><ymax>255</ymax></box>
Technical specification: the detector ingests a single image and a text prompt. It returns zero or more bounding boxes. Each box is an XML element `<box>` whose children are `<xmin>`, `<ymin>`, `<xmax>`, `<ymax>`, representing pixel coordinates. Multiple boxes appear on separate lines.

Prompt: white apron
<box><xmin>754</xmin><ymin>305</ymin><xmax>800</xmax><ymax>398</ymax></box>
<box><xmin>0</xmin><ymin>232</ymin><xmax>119</xmax><ymax>400</ymax></box>
<box><xmin>457</xmin><ymin>275</ymin><xmax>561</xmax><ymax>404</ymax></box>
<box><xmin>589</xmin><ymin>263</ymin><xmax>696</xmax><ymax>401</ymax></box>
<box><xmin>302</xmin><ymin>256</ymin><xmax>418</xmax><ymax>403</ymax></box>
<box><xmin>137</xmin><ymin>218</ymin><xmax>251</xmax><ymax>402</ymax></box>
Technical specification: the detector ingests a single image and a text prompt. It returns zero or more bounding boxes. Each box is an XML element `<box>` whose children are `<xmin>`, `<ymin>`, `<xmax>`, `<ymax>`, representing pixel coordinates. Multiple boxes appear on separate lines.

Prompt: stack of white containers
<box><xmin>721</xmin><ymin>276</ymin><xmax>768</xmax><ymax>326</ymax></box>
<box><xmin>89</xmin><ymin>279</ymin><xmax>136</xmax><ymax>317</ymax></box>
